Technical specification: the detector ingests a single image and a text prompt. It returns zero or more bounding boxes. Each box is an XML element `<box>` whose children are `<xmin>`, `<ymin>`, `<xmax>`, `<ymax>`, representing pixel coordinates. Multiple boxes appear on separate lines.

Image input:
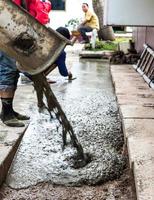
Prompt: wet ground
<box><xmin>0</xmin><ymin>53</ymin><xmax>136</xmax><ymax>199</ymax></box>
<box><xmin>1</xmin><ymin>168</ymin><xmax>135</xmax><ymax>200</ymax></box>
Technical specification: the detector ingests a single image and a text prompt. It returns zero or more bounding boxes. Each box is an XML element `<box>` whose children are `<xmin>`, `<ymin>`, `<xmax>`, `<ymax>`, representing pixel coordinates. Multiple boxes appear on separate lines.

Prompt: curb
<box><xmin>79</xmin><ymin>50</ymin><xmax>114</xmax><ymax>59</ymax></box>
<box><xmin>0</xmin><ymin>125</ymin><xmax>28</xmax><ymax>186</ymax></box>
<box><xmin>110</xmin><ymin>64</ymin><xmax>154</xmax><ymax>200</ymax></box>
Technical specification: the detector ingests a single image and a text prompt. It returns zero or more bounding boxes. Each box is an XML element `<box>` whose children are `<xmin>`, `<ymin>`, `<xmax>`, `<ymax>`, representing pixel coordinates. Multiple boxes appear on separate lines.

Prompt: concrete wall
<box><xmin>49</xmin><ymin>0</ymin><xmax>92</xmax><ymax>30</ymax></box>
<box><xmin>133</xmin><ymin>27</ymin><xmax>154</xmax><ymax>53</ymax></box>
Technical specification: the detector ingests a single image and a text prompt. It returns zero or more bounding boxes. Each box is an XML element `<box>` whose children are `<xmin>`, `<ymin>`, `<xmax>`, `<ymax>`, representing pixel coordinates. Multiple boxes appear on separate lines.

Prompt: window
<box><xmin>51</xmin><ymin>0</ymin><xmax>65</xmax><ymax>10</ymax></box>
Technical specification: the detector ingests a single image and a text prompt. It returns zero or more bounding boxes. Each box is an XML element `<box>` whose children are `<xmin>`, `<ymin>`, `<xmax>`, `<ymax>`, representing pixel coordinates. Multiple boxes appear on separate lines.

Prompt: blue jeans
<box><xmin>0</xmin><ymin>51</ymin><xmax>19</xmax><ymax>92</ymax></box>
<box><xmin>78</xmin><ymin>25</ymin><xmax>93</xmax><ymax>42</ymax></box>
<box><xmin>55</xmin><ymin>50</ymin><xmax>69</xmax><ymax>77</ymax></box>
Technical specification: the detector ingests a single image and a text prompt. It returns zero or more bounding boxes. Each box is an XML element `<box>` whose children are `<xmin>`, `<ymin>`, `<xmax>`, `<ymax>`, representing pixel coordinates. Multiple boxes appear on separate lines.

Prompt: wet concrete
<box><xmin>6</xmin><ymin>57</ymin><xmax>126</xmax><ymax>189</ymax></box>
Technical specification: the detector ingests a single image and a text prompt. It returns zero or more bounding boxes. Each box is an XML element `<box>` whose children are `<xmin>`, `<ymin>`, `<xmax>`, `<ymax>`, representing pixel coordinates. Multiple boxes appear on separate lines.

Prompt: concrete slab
<box><xmin>111</xmin><ymin>64</ymin><xmax>154</xmax><ymax>200</ymax></box>
<box><xmin>123</xmin><ymin>119</ymin><xmax>154</xmax><ymax>138</ymax></box>
<box><xmin>115</xmin><ymin>89</ymin><xmax>153</xmax><ymax>96</ymax></box>
<box><xmin>134</xmin><ymin>159</ymin><xmax>154</xmax><ymax>200</ymax></box>
<box><xmin>0</xmin><ymin>123</ymin><xmax>27</xmax><ymax>146</ymax></box>
<box><xmin>111</xmin><ymin>64</ymin><xmax>134</xmax><ymax>70</ymax></box>
<box><xmin>79</xmin><ymin>50</ymin><xmax>114</xmax><ymax>58</ymax></box>
<box><xmin>112</xmin><ymin>75</ymin><xmax>149</xmax><ymax>81</ymax></box>
<box><xmin>115</xmin><ymin>85</ymin><xmax>150</xmax><ymax>93</ymax></box>
<box><xmin>120</xmin><ymin>105</ymin><xmax>154</xmax><ymax>119</ymax></box>
<box><xmin>127</xmin><ymin>137</ymin><xmax>154</xmax><ymax>167</ymax></box>
<box><xmin>111</xmin><ymin>69</ymin><xmax>135</xmax><ymax>74</ymax></box>
<box><xmin>111</xmin><ymin>73</ymin><xmax>141</xmax><ymax>79</ymax></box>
<box><xmin>117</xmin><ymin>95</ymin><xmax>154</xmax><ymax>105</ymax></box>
<box><xmin>112</xmin><ymin>78</ymin><xmax>150</xmax><ymax>93</ymax></box>
<box><xmin>117</xmin><ymin>91</ymin><xmax>154</xmax><ymax>98</ymax></box>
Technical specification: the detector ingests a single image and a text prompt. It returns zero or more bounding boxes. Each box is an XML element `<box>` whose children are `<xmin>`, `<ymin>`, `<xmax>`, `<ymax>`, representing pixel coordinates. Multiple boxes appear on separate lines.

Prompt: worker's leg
<box><xmin>78</xmin><ymin>25</ymin><xmax>93</xmax><ymax>43</ymax></box>
<box><xmin>0</xmin><ymin>51</ymin><xmax>29</xmax><ymax>127</ymax></box>
<box><xmin>55</xmin><ymin>51</ymin><xmax>73</xmax><ymax>79</ymax></box>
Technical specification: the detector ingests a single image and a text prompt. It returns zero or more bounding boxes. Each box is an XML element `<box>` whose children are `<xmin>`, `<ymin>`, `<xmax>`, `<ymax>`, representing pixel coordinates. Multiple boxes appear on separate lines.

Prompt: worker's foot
<box><xmin>3</xmin><ymin>117</ymin><xmax>25</xmax><ymax>127</ymax></box>
<box><xmin>68</xmin><ymin>72</ymin><xmax>73</xmax><ymax>80</ymax></box>
<box><xmin>13</xmin><ymin>111</ymin><xmax>30</xmax><ymax>121</ymax></box>
<box><xmin>67</xmin><ymin>72</ymin><xmax>77</xmax><ymax>81</ymax></box>
<box><xmin>0</xmin><ymin>113</ymin><xmax>25</xmax><ymax>127</ymax></box>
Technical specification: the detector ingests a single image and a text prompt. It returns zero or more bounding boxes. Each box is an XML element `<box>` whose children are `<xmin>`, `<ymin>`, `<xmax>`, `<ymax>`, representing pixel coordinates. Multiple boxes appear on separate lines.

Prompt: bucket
<box><xmin>0</xmin><ymin>0</ymin><xmax>71</xmax><ymax>75</ymax></box>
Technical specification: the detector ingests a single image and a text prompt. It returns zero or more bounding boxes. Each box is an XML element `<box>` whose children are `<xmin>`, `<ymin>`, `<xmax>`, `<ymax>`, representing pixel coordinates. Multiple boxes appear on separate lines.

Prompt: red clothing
<box><xmin>13</xmin><ymin>0</ymin><xmax>51</xmax><ymax>25</ymax></box>
<box><xmin>13</xmin><ymin>0</ymin><xmax>21</xmax><ymax>5</ymax></box>
<box><xmin>35</xmin><ymin>0</ymin><xmax>51</xmax><ymax>24</ymax></box>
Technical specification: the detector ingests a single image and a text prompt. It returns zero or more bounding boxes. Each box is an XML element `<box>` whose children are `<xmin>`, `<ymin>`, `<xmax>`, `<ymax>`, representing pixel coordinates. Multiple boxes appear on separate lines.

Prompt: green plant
<box><xmin>85</xmin><ymin>40</ymin><xmax>118</xmax><ymax>51</ymax></box>
<box><xmin>65</xmin><ymin>18</ymin><xmax>80</xmax><ymax>30</ymax></box>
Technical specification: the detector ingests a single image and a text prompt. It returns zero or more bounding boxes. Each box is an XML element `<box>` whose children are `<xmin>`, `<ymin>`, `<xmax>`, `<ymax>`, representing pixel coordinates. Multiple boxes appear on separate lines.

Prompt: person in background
<box><xmin>55</xmin><ymin>27</ymin><xmax>73</xmax><ymax>80</ymax></box>
<box><xmin>78</xmin><ymin>3</ymin><xmax>99</xmax><ymax>44</ymax></box>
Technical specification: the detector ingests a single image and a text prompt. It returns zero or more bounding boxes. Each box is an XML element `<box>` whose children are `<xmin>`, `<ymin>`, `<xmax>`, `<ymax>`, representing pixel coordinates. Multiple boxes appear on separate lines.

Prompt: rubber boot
<box><xmin>1</xmin><ymin>98</ymin><xmax>25</xmax><ymax>127</ymax></box>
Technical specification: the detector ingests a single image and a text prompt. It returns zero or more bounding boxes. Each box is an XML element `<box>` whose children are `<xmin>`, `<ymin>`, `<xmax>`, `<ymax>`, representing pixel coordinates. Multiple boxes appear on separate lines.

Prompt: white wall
<box><xmin>49</xmin><ymin>0</ymin><xmax>93</xmax><ymax>30</ymax></box>
<box><xmin>104</xmin><ymin>0</ymin><xmax>154</xmax><ymax>26</ymax></box>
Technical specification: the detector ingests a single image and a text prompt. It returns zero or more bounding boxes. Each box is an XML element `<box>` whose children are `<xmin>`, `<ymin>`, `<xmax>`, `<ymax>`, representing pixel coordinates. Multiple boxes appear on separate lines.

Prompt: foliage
<box><xmin>65</xmin><ymin>18</ymin><xmax>80</xmax><ymax>30</ymax></box>
<box><xmin>85</xmin><ymin>40</ymin><xmax>118</xmax><ymax>51</ymax></box>
<box><xmin>84</xmin><ymin>37</ymin><xmax>131</xmax><ymax>51</ymax></box>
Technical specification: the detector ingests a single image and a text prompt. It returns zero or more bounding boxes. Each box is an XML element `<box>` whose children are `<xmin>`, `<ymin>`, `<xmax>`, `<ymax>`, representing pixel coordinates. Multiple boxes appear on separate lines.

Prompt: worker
<box><xmin>78</xmin><ymin>3</ymin><xmax>99</xmax><ymax>43</ymax></box>
<box><xmin>0</xmin><ymin>0</ymin><xmax>52</xmax><ymax>127</ymax></box>
<box><xmin>0</xmin><ymin>51</ymin><xmax>30</xmax><ymax>127</ymax></box>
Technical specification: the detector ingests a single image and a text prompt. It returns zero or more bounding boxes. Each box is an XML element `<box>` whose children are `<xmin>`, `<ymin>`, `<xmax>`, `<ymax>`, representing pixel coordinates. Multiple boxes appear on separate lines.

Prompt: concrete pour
<box><xmin>6</xmin><ymin>58</ymin><xmax>126</xmax><ymax>189</ymax></box>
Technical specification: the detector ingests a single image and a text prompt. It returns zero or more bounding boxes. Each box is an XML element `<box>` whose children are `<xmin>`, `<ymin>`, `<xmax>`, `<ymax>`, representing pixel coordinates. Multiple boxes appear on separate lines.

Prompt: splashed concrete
<box><xmin>6</xmin><ymin>58</ymin><xmax>126</xmax><ymax>189</ymax></box>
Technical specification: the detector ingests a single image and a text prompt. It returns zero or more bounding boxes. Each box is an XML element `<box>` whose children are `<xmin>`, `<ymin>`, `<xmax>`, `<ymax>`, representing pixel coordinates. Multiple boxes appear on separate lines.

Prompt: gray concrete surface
<box><xmin>111</xmin><ymin>64</ymin><xmax>154</xmax><ymax>200</ymax></box>
<box><xmin>6</xmin><ymin>58</ymin><xmax>126</xmax><ymax>189</ymax></box>
<box><xmin>0</xmin><ymin>45</ymin><xmax>137</xmax><ymax>200</ymax></box>
<box><xmin>79</xmin><ymin>50</ymin><xmax>114</xmax><ymax>58</ymax></box>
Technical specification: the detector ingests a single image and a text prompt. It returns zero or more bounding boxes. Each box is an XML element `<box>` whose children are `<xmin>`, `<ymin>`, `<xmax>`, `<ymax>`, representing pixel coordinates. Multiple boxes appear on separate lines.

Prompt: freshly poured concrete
<box><xmin>6</xmin><ymin>59</ymin><xmax>126</xmax><ymax>189</ymax></box>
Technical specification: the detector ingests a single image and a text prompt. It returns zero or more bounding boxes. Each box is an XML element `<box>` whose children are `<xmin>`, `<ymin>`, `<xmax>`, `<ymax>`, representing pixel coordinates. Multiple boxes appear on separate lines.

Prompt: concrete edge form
<box><xmin>0</xmin><ymin>125</ymin><xmax>28</xmax><ymax>186</ymax></box>
<box><xmin>110</xmin><ymin>64</ymin><xmax>154</xmax><ymax>200</ymax></box>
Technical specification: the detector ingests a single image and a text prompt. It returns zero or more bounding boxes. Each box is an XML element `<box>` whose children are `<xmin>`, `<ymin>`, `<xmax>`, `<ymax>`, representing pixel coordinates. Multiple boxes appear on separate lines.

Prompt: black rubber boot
<box><xmin>0</xmin><ymin>98</ymin><xmax>25</xmax><ymax>127</ymax></box>
<box><xmin>13</xmin><ymin>111</ymin><xmax>30</xmax><ymax>120</ymax></box>
<box><xmin>2</xmin><ymin>116</ymin><xmax>25</xmax><ymax>127</ymax></box>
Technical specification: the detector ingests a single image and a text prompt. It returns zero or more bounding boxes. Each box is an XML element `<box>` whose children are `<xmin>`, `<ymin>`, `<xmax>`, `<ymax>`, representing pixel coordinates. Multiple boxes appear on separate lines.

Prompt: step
<box><xmin>120</xmin><ymin>105</ymin><xmax>154</xmax><ymax>119</ymax></box>
<box><xmin>111</xmin><ymin>64</ymin><xmax>154</xmax><ymax>200</ymax></box>
<box><xmin>116</xmin><ymin>93</ymin><xmax>154</xmax><ymax>105</ymax></box>
<box><xmin>79</xmin><ymin>50</ymin><xmax>114</xmax><ymax>58</ymax></box>
<box><xmin>123</xmin><ymin>119</ymin><xmax>154</xmax><ymax>139</ymax></box>
<box><xmin>134</xmin><ymin>159</ymin><xmax>154</xmax><ymax>200</ymax></box>
<box><xmin>127</xmin><ymin>137</ymin><xmax>154</xmax><ymax>167</ymax></box>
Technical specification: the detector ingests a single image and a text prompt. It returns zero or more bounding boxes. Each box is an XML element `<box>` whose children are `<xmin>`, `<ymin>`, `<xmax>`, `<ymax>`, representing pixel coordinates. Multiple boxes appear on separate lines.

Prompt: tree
<box><xmin>92</xmin><ymin>0</ymin><xmax>115</xmax><ymax>41</ymax></box>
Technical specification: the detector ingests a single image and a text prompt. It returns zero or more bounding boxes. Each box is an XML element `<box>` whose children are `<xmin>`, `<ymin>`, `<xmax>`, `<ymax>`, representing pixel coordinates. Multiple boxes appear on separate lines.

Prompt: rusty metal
<box><xmin>0</xmin><ymin>0</ymin><xmax>71</xmax><ymax>75</ymax></box>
